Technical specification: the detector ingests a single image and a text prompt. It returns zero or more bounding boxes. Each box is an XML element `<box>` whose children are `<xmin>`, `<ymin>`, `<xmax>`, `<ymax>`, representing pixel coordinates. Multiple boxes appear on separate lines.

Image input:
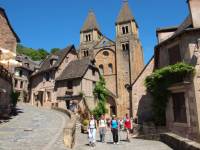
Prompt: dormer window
<box><xmin>24</xmin><ymin>63</ymin><xmax>29</xmax><ymax>68</ymax></box>
<box><xmin>122</xmin><ymin>26</ymin><xmax>129</xmax><ymax>34</ymax></box>
<box><xmin>50</xmin><ymin>55</ymin><xmax>58</xmax><ymax>66</ymax></box>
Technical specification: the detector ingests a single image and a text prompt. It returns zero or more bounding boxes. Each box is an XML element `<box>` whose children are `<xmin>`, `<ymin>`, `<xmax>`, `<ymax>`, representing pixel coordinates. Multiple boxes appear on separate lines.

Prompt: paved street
<box><xmin>74</xmin><ymin>126</ymin><xmax>172</xmax><ymax>150</ymax></box>
<box><xmin>0</xmin><ymin>103</ymin><xmax>172</xmax><ymax>150</ymax></box>
<box><xmin>0</xmin><ymin>103</ymin><xmax>68</xmax><ymax>150</ymax></box>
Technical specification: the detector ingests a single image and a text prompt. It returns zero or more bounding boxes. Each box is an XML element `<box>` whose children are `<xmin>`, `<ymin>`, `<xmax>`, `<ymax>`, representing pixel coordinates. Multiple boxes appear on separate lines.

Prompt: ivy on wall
<box><xmin>92</xmin><ymin>76</ymin><xmax>108</xmax><ymax>119</ymax></box>
<box><xmin>145</xmin><ymin>62</ymin><xmax>195</xmax><ymax>126</ymax></box>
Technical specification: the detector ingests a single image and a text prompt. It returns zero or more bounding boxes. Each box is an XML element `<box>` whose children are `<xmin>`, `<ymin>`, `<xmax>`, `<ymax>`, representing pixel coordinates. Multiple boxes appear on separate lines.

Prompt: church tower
<box><xmin>79</xmin><ymin>10</ymin><xmax>103</xmax><ymax>58</ymax></box>
<box><xmin>115</xmin><ymin>1</ymin><xmax>144</xmax><ymax>117</ymax></box>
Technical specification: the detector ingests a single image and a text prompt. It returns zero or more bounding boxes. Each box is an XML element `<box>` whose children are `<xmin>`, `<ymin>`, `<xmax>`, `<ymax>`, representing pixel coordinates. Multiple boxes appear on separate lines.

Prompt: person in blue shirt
<box><xmin>111</xmin><ymin>115</ymin><xmax>119</xmax><ymax>144</ymax></box>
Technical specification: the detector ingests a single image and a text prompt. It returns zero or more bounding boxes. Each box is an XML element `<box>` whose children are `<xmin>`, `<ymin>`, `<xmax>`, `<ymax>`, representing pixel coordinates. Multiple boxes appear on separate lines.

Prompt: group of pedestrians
<box><xmin>87</xmin><ymin>113</ymin><xmax>132</xmax><ymax>147</ymax></box>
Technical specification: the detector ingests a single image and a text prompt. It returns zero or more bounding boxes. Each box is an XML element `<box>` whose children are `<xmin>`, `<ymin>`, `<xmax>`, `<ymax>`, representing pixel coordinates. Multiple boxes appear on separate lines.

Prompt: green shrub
<box><xmin>82</xmin><ymin>119</ymin><xmax>89</xmax><ymax>126</ymax></box>
<box><xmin>10</xmin><ymin>91</ymin><xmax>20</xmax><ymax>107</ymax></box>
<box><xmin>92</xmin><ymin>76</ymin><xmax>108</xmax><ymax>119</ymax></box>
<box><xmin>145</xmin><ymin>62</ymin><xmax>195</xmax><ymax>126</ymax></box>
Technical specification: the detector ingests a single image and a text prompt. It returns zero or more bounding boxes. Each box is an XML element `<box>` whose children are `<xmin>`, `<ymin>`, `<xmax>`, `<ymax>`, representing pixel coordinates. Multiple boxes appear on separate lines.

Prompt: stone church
<box><xmin>79</xmin><ymin>1</ymin><xmax>144</xmax><ymax>117</ymax></box>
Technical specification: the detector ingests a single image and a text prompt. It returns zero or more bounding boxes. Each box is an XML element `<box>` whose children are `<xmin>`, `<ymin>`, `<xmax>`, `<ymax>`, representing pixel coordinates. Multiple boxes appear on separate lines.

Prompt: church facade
<box><xmin>79</xmin><ymin>1</ymin><xmax>144</xmax><ymax>117</ymax></box>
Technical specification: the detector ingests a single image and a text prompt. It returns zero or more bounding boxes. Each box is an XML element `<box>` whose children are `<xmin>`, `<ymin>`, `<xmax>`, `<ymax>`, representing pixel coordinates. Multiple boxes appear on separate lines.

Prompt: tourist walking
<box><xmin>124</xmin><ymin>113</ymin><xmax>132</xmax><ymax>142</ymax></box>
<box><xmin>99</xmin><ymin>114</ymin><xmax>107</xmax><ymax>143</ymax></box>
<box><xmin>88</xmin><ymin>115</ymin><xmax>97</xmax><ymax>147</ymax></box>
<box><xmin>111</xmin><ymin>115</ymin><xmax>119</xmax><ymax>144</ymax></box>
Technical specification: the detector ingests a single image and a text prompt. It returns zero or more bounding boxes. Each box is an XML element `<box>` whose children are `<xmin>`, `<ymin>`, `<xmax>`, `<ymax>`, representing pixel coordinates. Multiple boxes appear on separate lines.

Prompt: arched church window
<box><xmin>122</xmin><ymin>27</ymin><xmax>125</xmax><ymax>34</ymax></box>
<box><xmin>103</xmin><ymin>51</ymin><xmax>109</xmax><ymax>56</ymax></box>
<box><xmin>83</xmin><ymin>50</ymin><xmax>89</xmax><ymax>57</ymax></box>
<box><xmin>99</xmin><ymin>64</ymin><xmax>104</xmax><ymax>75</ymax></box>
<box><xmin>108</xmin><ymin>63</ymin><xmax>113</xmax><ymax>74</ymax></box>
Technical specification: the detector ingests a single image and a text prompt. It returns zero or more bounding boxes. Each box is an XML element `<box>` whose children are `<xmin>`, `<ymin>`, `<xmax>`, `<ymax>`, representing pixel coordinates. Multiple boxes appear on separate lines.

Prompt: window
<box><xmin>99</xmin><ymin>64</ymin><xmax>104</xmax><ymax>75</ymax></box>
<box><xmin>122</xmin><ymin>43</ymin><xmax>129</xmax><ymax>51</ymax></box>
<box><xmin>122</xmin><ymin>26</ymin><xmax>129</xmax><ymax>34</ymax></box>
<box><xmin>172</xmin><ymin>92</ymin><xmax>187</xmax><ymax>123</ymax></box>
<box><xmin>86</xmin><ymin>34</ymin><xmax>91</xmax><ymax>42</ymax></box>
<box><xmin>92</xmin><ymin>69</ymin><xmax>95</xmax><ymax>76</ymax></box>
<box><xmin>45</xmin><ymin>72</ymin><xmax>50</xmax><ymax>81</ymax></box>
<box><xmin>14</xmin><ymin>79</ymin><xmax>18</xmax><ymax>88</ymax></box>
<box><xmin>83</xmin><ymin>50</ymin><xmax>89</xmax><ymax>57</ymax></box>
<box><xmin>108</xmin><ymin>63</ymin><xmax>113</xmax><ymax>74</ymax></box>
<box><xmin>19</xmin><ymin>70</ymin><xmax>23</xmax><ymax>77</ymax></box>
<box><xmin>24</xmin><ymin>63</ymin><xmax>29</xmax><ymax>68</ymax></box>
<box><xmin>92</xmin><ymin>81</ymin><xmax>96</xmax><ymax>91</ymax></box>
<box><xmin>103</xmin><ymin>51</ymin><xmax>109</xmax><ymax>56</ymax></box>
<box><xmin>47</xmin><ymin>92</ymin><xmax>51</xmax><ymax>101</ymax></box>
<box><xmin>67</xmin><ymin>81</ymin><xmax>73</xmax><ymax>89</ymax></box>
<box><xmin>168</xmin><ymin>45</ymin><xmax>181</xmax><ymax>65</ymax></box>
<box><xmin>20</xmin><ymin>81</ymin><xmax>23</xmax><ymax>89</ymax></box>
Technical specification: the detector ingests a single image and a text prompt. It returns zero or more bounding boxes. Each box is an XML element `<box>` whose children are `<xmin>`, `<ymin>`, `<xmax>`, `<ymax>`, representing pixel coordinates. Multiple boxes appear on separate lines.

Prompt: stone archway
<box><xmin>106</xmin><ymin>95</ymin><xmax>117</xmax><ymax>117</ymax></box>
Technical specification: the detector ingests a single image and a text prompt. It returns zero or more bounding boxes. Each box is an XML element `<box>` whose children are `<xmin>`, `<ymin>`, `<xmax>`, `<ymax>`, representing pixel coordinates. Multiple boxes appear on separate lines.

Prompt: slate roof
<box><xmin>155</xmin><ymin>15</ymin><xmax>193</xmax><ymax>48</ymax></box>
<box><xmin>116</xmin><ymin>1</ymin><xmax>134</xmax><ymax>24</ymax></box>
<box><xmin>0</xmin><ymin>7</ymin><xmax>20</xmax><ymax>42</ymax></box>
<box><xmin>35</xmin><ymin>45</ymin><xmax>76</xmax><ymax>74</ymax></box>
<box><xmin>81</xmin><ymin>10</ymin><xmax>100</xmax><ymax>32</ymax></box>
<box><xmin>16</xmin><ymin>54</ymin><xmax>40</xmax><ymax>72</ymax></box>
<box><xmin>56</xmin><ymin>58</ymin><xmax>97</xmax><ymax>81</ymax></box>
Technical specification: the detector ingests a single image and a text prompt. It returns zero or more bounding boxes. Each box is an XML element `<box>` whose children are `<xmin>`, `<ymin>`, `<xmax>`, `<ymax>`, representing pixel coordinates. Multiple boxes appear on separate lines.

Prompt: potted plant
<box><xmin>81</xmin><ymin>119</ymin><xmax>89</xmax><ymax>134</ymax></box>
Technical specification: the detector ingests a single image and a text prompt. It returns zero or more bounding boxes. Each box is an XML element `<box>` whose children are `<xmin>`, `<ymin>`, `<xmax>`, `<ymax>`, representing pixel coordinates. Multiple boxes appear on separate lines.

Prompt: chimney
<box><xmin>187</xmin><ymin>0</ymin><xmax>200</xmax><ymax>28</ymax></box>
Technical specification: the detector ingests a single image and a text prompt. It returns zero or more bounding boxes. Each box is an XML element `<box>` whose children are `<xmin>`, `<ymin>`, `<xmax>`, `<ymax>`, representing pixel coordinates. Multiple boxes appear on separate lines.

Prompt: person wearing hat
<box><xmin>111</xmin><ymin>115</ymin><xmax>119</xmax><ymax>144</ymax></box>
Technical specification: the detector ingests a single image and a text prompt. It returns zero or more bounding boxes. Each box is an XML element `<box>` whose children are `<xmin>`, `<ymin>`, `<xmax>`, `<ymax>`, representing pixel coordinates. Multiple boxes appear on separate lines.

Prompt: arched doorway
<box><xmin>106</xmin><ymin>96</ymin><xmax>117</xmax><ymax>117</ymax></box>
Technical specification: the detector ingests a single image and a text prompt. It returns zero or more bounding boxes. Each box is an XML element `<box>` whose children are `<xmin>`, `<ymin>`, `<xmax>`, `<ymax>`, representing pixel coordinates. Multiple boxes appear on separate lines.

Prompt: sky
<box><xmin>0</xmin><ymin>0</ymin><xmax>189</xmax><ymax>64</ymax></box>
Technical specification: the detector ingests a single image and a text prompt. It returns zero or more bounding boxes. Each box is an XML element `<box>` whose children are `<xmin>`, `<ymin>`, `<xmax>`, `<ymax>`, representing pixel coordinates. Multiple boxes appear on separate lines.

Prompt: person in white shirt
<box><xmin>88</xmin><ymin>115</ymin><xmax>97</xmax><ymax>147</ymax></box>
<box><xmin>98</xmin><ymin>114</ymin><xmax>107</xmax><ymax>143</ymax></box>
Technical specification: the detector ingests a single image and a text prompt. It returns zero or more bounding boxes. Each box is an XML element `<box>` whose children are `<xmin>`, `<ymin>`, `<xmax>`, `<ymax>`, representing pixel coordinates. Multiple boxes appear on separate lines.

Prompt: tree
<box><xmin>16</xmin><ymin>44</ymin><xmax>49</xmax><ymax>61</ymax></box>
<box><xmin>92</xmin><ymin>76</ymin><xmax>109</xmax><ymax>119</ymax></box>
<box><xmin>38</xmin><ymin>48</ymin><xmax>49</xmax><ymax>60</ymax></box>
<box><xmin>50</xmin><ymin>48</ymin><xmax>60</xmax><ymax>54</ymax></box>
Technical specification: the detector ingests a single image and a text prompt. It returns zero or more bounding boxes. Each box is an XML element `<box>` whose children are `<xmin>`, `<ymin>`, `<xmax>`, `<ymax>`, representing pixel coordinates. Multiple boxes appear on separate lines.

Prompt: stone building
<box><xmin>30</xmin><ymin>45</ymin><xmax>78</xmax><ymax>107</ymax></box>
<box><xmin>79</xmin><ymin>1</ymin><xmax>144</xmax><ymax>117</ymax></box>
<box><xmin>56</xmin><ymin>58</ymin><xmax>100</xmax><ymax>112</ymax></box>
<box><xmin>30</xmin><ymin>45</ymin><xmax>100</xmax><ymax>112</ymax></box>
<box><xmin>14</xmin><ymin>55</ymin><xmax>40</xmax><ymax>102</ymax></box>
<box><xmin>154</xmin><ymin>0</ymin><xmax>200</xmax><ymax>141</ymax></box>
<box><xmin>0</xmin><ymin>7</ymin><xmax>20</xmax><ymax>116</ymax></box>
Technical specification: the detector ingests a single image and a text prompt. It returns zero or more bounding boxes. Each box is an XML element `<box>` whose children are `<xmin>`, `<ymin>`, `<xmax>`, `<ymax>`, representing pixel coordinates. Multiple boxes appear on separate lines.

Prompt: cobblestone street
<box><xmin>0</xmin><ymin>103</ymin><xmax>68</xmax><ymax>150</ymax></box>
<box><xmin>74</xmin><ymin>125</ymin><xmax>172</xmax><ymax>150</ymax></box>
<box><xmin>0</xmin><ymin>103</ymin><xmax>172</xmax><ymax>150</ymax></box>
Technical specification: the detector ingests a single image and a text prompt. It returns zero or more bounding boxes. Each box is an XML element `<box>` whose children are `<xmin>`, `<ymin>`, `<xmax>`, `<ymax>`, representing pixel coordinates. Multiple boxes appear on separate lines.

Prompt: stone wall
<box><xmin>52</xmin><ymin>107</ymin><xmax>77</xmax><ymax>148</ymax></box>
<box><xmin>132</xmin><ymin>57</ymin><xmax>154</xmax><ymax>122</ymax></box>
<box><xmin>0</xmin><ymin>65</ymin><xmax>12</xmax><ymax>116</ymax></box>
<box><xmin>0</xmin><ymin>10</ymin><xmax>17</xmax><ymax>52</ymax></box>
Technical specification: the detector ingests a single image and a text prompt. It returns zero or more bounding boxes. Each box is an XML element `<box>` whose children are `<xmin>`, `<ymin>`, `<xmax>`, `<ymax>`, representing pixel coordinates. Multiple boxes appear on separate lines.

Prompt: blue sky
<box><xmin>0</xmin><ymin>0</ymin><xmax>188</xmax><ymax>64</ymax></box>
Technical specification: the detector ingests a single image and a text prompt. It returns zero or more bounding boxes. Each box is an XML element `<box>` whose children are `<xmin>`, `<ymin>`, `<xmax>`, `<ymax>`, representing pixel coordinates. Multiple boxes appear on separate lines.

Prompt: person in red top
<box><xmin>124</xmin><ymin>113</ymin><xmax>132</xmax><ymax>142</ymax></box>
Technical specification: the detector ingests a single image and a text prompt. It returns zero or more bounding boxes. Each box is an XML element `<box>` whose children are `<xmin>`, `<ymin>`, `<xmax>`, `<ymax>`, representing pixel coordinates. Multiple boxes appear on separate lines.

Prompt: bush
<box><xmin>10</xmin><ymin>91</ymin><xmax>20</xmax><ymax>108</ymax></box>
<box><xmin>145</xmin><ymin>62</ymin><xmax>195</xmax><ymax>126</ymax></box>
<box><xmin>92</xmin><ymin>76</ymin><xmax>108</xmax><ymax>120</ymax></box>
<box><xmin>82</xmin><ymin>119</ymin><xmax>89</xmax><ymax>126</ymax></box>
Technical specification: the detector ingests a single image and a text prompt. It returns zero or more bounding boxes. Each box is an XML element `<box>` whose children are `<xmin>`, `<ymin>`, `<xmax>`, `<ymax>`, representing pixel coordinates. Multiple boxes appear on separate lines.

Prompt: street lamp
<box><xmin>125</xmin><ymin>84</ymin><xmax>133</xmax><ymax>118</ymax></box>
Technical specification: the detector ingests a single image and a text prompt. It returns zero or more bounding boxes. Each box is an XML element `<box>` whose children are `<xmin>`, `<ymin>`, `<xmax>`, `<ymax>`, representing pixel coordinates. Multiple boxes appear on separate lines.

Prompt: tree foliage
<box><xmin>145</xmin><ymin>62</ymin><xmax>195</xmax><ymax>126</ymax></box>
<box><xmin>50</xmin><ymin>48</ymin><xmax>60</xmax><ymax>54</ymax></box>
<box><xmin>92</xmin><ymin>76</ymin><xmax>109</xmax><ymax>119</ymax></box>
<box><xmin>17</xmin><ymin>44</ymin><xmax>49</xmax><ymax>61</ymax></box>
